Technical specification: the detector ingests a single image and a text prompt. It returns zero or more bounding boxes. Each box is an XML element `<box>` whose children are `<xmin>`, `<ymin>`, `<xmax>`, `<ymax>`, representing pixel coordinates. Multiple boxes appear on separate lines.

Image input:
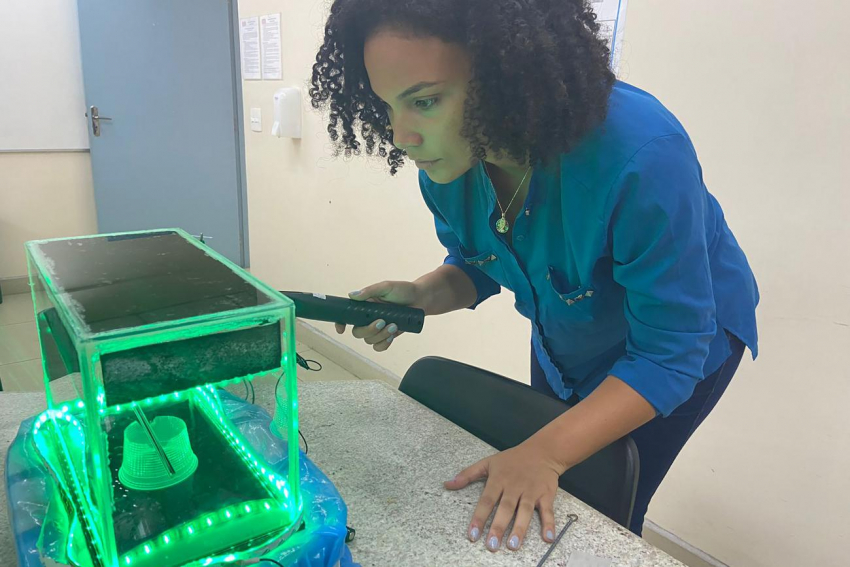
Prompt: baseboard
<box><xmin>0</xmin><ymin>276</ymin><xmax>29</xmax><ymax>296</ymax></box>
<box><xmin>294</xmin><ymin>320</ymin><xmax>402</xmax><ymax>387</ymax></box>
<box><xmin>643</xmin><ymin>520</ymin><xmax>728</xmax><ymax>567</ymax></box>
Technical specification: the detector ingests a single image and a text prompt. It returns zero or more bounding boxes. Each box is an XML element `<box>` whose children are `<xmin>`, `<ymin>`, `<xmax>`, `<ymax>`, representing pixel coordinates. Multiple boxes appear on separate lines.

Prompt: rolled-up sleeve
<box><xmin>419</xmin><ymin>173</ymin><xmax>501</xmax><ymax>309</ymax></box>
<box><xmin>606</xmin><ymin>135</ymin><xmax>716</xmax><ymax>417</ymax></box>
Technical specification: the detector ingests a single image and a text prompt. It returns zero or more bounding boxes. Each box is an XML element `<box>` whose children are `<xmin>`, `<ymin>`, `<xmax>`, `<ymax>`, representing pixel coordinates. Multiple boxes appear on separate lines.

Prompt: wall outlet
<box><xmin>250</xmin><ymin>108</ymin><xmax>262</xmax><ymax>132</ymax></box>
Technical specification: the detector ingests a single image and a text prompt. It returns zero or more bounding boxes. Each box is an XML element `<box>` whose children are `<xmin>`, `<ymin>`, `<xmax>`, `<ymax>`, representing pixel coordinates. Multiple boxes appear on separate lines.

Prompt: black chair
<box><xmin>399</xmin><ymin>356</ymin><xmax>639</xmax><ymax>528</ymax></box>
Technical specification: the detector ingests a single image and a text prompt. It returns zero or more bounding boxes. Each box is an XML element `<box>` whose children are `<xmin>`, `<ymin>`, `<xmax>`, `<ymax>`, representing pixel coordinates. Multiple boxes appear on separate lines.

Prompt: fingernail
<box><xmin>546</xmin><ymin>529</ymin><xmax>554</xmax><ymax>541</ymax></box>
<box><xmin>386</xmin><ymin>323</ymin><xmax>398</xmax><ymax>334</ymax></box>
<box><xmin>375</xmin><ymin>320</ymin><xmax>386</xmax><ymax>330</ymax></box>
<box><xmin>487</xmin><ymin>536</ymin><xmax>499</xmax><ymax>550</ymax></box>
<box><xmin>349</xmin><ymin>290</ymin><xmax>361</xmax><ymax>296</ymax></box>
<box><xmin>386</xmin><ymin>335</ymin><xmax>394</xmax><ymax>344</ymax></box>
<box><xmin>508</xmin><ymin>535</ymin><xmax>519</xmax><ymax>550</ymax></box>
<box><xmin>469</xmin><ymin>526</ymin><xmax>480</xmax><ymax>541</ymax></box>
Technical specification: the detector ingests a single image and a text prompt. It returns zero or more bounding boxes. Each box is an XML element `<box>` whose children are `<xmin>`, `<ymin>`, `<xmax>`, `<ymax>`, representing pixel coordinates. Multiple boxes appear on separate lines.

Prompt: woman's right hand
<box><xmin>336</xmin><ymin>280</ymin><xmax>424</xmax><ymax>352</ymax></box>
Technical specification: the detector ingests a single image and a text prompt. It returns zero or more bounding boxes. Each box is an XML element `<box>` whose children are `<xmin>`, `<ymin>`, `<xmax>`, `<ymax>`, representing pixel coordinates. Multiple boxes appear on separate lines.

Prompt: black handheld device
<box><xmin>280</xmin><ymin>291</ymin><xmax>425</xmax><ymax>333</ymax></box>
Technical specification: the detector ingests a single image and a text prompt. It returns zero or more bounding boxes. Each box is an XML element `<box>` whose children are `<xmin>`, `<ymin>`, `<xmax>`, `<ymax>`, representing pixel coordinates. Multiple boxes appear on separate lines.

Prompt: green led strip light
<box><xmin>118</xmin><ymin>497</ymin><xmax>291</xmax><ymax>567</ymax></box>
<box><xmin>25</xmin><ymin>229</ymin><xmax>302</xmax><ymax>567</ymax></box>
<box><xmin>93</xmin><ymin>366</ymin><xmax>289</xmax><ymax>417</ymax></box>
<box><xmin>194</xmin><ymin>386</ymin><xmax>296</xmax><ymax>501</ymax></box>
<box><xmin>33</xmin><ymin>407</ymin><xmax>107</xmax><ymax>566</ymax></box>
<box><xmin>31</xmin><ymin>387</ymin><xmax>302</xmax><ymax>567</ymax></box>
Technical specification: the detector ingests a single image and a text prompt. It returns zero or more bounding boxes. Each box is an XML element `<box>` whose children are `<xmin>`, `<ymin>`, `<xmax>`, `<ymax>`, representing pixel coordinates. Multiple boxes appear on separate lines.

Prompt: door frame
<box><xmin>228</xmin><ymin>0</ymin><xmax>250</xmax><ymax>268</ymax></box>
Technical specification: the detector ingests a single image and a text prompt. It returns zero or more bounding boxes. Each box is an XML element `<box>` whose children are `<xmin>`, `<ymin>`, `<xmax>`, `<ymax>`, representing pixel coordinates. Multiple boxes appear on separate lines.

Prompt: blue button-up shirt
<box><xmin>418</xmin><ymin>81</ymin><xmax>759</xmax><ymax>417</ymax></box>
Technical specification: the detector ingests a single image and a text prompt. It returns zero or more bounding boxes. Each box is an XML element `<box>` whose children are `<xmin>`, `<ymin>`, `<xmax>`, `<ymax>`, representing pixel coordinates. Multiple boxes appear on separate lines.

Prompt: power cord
<box><xmin>233</xmin><ymin>353</ymin><xmax>356</xmax><ymax>565</ymax></box>
<box><xmin>296</xmin><ymin>352</ymin><xmax>323</xmax><ymax>373</ymax></box>
<box><xmin>237</xmin><ymin>352</ymin><xmax>319</xmax><ymax>452</ymax></box>
<box><xmin>240</xmin><ymin>379</ymin><xmax>256</xmax><ymax>403</ymax></box>
<box><xmin>274</xmin><ymin>352</ymin><xmax>322</xmax><ymax>454</ymax></box>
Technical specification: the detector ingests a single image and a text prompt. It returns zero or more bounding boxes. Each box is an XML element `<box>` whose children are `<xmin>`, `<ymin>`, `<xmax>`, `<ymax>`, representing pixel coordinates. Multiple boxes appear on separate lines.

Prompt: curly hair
<box><xmin>310</xmin><ymin>0</ymin><xmax>615</xmax><ymax>174</ymax></box>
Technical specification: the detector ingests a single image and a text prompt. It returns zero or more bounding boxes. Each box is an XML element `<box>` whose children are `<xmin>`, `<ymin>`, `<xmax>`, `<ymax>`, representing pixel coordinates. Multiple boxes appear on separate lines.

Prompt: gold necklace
<box><xmin>483</xmin><ymin>162</ymin><xmax>532</xmax><ymax>234</ymax></box>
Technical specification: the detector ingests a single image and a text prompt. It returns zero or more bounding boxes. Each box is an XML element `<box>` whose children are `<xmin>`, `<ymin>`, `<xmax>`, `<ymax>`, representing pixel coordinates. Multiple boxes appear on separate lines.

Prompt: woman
<box><xmin>310</xmin><ymin>0</ymin><xmax>759</xmax><ymax>553</ymax></box>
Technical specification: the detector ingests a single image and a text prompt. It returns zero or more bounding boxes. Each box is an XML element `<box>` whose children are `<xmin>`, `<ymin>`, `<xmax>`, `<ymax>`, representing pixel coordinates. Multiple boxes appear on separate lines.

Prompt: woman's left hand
<box><xmin>444</xmin><ymin>438</ymin><xmax>566</xmax><ymax>552</ymax></box>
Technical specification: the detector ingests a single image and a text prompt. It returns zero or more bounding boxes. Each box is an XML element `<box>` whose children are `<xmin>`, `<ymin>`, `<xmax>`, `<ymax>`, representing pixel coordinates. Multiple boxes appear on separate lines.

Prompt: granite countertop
<box><xmin>0</xmin><ymin>379</ymin><xmax>684</xmax><ymax>567</ymax></box>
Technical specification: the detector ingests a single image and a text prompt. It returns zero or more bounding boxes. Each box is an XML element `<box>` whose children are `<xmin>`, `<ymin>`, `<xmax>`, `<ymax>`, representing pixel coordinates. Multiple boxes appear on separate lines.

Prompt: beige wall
<box><xmin>0</xmin><ymin>1</ymin><xmax>97</xmax><ymax>280</ymax></box>
<box><xmin>240</xmin><ymin>1</ymin><xmax>847</xmax><ymax>566</ymax></box>
<box><xmin>239</xmin><ymin>0</ymin><xmax>531</xmax><ymax>385</ymax></box>
<box><xmin>621</xmin><ymin>3</ymin><xmax>849</xmax><ymax>566</ymax></box>
<box><xmin>0</xmin><ymin>152</ymin><xmax>97</xmax><ymax>279</ymax></box>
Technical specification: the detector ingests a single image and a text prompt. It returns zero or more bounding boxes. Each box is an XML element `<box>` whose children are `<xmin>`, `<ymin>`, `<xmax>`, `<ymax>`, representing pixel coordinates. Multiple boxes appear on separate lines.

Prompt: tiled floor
<box><xmin>0</xmin><ymin>292</ymin><xmax>361</xmax><ymax>393</ymax></box>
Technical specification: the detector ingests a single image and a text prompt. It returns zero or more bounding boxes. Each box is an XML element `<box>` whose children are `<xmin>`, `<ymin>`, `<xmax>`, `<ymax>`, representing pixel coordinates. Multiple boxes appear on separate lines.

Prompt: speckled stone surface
<box><xmin>0</xmin><ymin>392</ymin><xmax>50</xmax><ymax>565</ymax></box>
<box><xmin>256</xmin><ymin>379</ymin><xmax>683</xmax><ymax>567</ymax></box>
<box><xmin>0</xmin><ymin>379</ymin><xmax>684</xmax><ymax>567</ymax></box>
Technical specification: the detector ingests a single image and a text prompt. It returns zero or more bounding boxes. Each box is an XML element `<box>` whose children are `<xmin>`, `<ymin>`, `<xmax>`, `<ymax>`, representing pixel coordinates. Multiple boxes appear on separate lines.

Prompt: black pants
<box><xmin>530</xmin><ymin>335</ymin><xmax>746</xmax><ymax>535</ymax></box>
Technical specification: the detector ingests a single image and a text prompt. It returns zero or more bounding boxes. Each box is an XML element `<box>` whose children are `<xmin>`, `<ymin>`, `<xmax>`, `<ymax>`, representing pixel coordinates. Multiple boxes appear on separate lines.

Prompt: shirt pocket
<box><xmin>545</xmin><ymin>265</ymin><xmax>596</xmax><ymax>322</ymax></box>
<box><xmin>459</xmin><ymin>247</ymin><xmax>508</xmax><ymax>287</ymax></box>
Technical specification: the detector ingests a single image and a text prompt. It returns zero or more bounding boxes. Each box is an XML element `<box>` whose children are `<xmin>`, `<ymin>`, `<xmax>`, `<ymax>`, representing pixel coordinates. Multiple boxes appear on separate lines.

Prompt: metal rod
<box><xmin>133</xmin><ymin>406</ymin><xmax>176</xmax><ymax>476</ymax></box>
<box><xmin>536</xmin><ymin>513</ymin><xmax>579</xmax><ymax>567</ymax></box>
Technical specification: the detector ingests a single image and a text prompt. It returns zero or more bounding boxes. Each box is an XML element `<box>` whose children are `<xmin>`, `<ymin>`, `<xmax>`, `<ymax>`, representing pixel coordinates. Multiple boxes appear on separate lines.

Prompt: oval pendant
<box><xmin>496</xmin><ymin>217</ymin><xmax>509</xmax><ymax>234</ymax></box>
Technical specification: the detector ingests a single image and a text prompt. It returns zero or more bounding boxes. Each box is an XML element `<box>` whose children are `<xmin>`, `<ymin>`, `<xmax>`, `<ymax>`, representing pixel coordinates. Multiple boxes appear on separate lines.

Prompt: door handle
<box><xmin>85</xmin><ymin>105</ymin><xmax>113</xmax><ymax>137</ymax></box>
<box><xmin>192</xmin><ymin>233</ymin><xmax>214</xmax><ymax>244</ymax></box>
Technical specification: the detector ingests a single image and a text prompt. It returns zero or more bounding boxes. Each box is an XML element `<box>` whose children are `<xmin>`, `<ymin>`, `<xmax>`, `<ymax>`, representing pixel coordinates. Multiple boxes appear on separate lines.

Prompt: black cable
<box><xmin>299</xmin><ymin>429</ymin><xmax>309</xmax><ymax>454</ymax></box>
<box><xmin>274</xmin><ymin>355</ymin><xmax>322</xmax><ymax>401</ymax></box>
<box><xmin>242</xmin><ymin>379</ymin><xmax>250</xmax><ymax>401</ymax></box>
<box><xmin>274</xmin><ymin>371</ymin><xmax>283</xmax><ymax>401</ymax></box>
<box><xmin>296</xmin><ymin>352</ymin><xmax>322</xmax><ymax>372</ymax></box>
<box><xmin>248</xmin><ymin>380</ymin><xmax>255</xmax><ymax>404</ymax></box>
<box><xmin>276</xmin><ymin>369</ymin><xmax>309</xmax><ymax>454</ymax></box>
<box><xmin>273</xmin><ymin>353</ymin><xmax>321</xmax><ymax>454</ymax></box>
<box><xmin>258</xmin><ymin>559</ymin><xmax>284</xmax><ymax>567</ymax></box>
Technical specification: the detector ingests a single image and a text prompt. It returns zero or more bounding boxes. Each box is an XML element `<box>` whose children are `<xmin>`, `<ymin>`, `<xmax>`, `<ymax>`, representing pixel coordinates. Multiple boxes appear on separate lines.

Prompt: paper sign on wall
<box><xmin>239</xmin><ymin>16</ymin><xmax>261</xmax><ymax>80</ymax></box>
<box><xmin>261</xmin><ymin>13</ymin><xmax>282</xmax><ymax>80</ymax></box>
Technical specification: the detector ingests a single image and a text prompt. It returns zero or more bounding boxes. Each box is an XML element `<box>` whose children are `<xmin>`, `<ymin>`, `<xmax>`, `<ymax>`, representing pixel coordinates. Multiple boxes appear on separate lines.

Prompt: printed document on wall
<box><xmin>239</xmin><ymin>16</ymin><xmax>261</xmax><ymax>80</ymax></box>
<box><xmin>261</xmin><ymin>13</ymin><xmax>282</xmax><ymax>80</ymax></box>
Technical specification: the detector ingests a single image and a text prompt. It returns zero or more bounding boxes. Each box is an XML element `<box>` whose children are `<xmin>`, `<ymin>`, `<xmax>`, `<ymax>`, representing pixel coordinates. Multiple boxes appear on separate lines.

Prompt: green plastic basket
<box><xmin>118</xmin><ymin>416</ymin><xmax>198</xmax><ymax>491</ymax></box>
